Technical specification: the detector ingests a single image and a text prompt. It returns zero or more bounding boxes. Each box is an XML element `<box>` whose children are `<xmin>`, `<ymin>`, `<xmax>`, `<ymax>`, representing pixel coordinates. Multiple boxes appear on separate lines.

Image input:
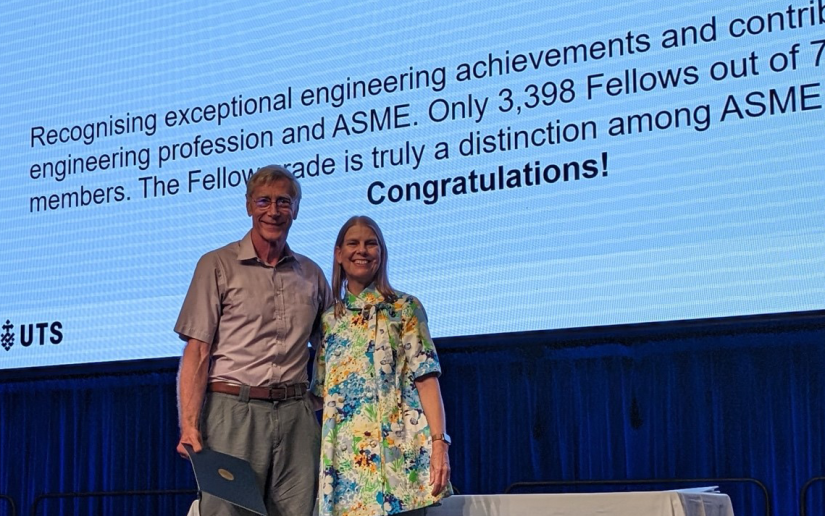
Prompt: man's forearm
<box><xmin>178</xmin><ymin>339</ymin><xmax>210</xmax><ymax>431</ymax></box>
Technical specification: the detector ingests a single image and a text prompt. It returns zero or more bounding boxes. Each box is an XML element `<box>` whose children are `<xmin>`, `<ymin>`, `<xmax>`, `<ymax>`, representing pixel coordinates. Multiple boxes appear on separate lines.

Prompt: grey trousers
<box><xmin>199</xmin><ymin>392</ymin><xmax>321</xmax><ymax>516</ymax></box>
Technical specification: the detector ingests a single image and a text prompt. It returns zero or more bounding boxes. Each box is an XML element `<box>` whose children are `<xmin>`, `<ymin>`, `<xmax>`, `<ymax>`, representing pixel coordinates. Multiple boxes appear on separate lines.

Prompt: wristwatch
<box><xmin>431</xmin><ymin>432</ymin><xmax>452</xmax><ymax>445</ymax></box>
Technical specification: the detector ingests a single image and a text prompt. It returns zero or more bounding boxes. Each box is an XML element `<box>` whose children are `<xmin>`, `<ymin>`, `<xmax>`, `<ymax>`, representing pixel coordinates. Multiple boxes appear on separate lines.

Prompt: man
<box><xmin>175</xmin><ymin>165</ymin><xmax>332</xmax><ymax>516</ymax></box>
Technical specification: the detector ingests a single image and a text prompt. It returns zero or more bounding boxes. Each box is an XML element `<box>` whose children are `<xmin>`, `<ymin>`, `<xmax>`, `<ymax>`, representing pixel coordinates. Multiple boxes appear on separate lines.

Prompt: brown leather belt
<box><xmin>208</xmin><ymin>382</ymin><xmax>306</xmax><ymax>401</ymax></box>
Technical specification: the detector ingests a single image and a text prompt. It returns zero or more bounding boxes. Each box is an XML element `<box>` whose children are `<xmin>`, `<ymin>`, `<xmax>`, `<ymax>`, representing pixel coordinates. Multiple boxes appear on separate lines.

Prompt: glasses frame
<box><xmin>253</xmin><ymin>196</ymin><xmax>294</xmax><ymax>211</ymax></box>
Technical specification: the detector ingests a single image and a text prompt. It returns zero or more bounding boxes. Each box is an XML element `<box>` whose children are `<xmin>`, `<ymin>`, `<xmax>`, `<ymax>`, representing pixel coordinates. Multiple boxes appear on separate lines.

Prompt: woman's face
<box><xmin>336</xmin><ymin>223</ymin><xmax>381</xmax><ymax>295</ymax></box>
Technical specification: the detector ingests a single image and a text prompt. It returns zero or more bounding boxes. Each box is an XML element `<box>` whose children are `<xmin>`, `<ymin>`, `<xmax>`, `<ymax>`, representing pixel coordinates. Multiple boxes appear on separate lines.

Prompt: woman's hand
<box><xmin>415</xmin><ymin>374</ymin><xmax>451</xmax><ymax>495</ymax></box>
<box><xmin>429</xmin><ymin>440</ymin><xmax>451</xmax><ymax>495</ymax></box>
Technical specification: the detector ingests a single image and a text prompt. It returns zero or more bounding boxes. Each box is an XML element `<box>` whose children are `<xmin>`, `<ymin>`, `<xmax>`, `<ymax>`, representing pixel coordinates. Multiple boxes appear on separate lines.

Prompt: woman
<box><xmin>311</xmin><ymin>215</ymin><xmax>452</xmax><ymax>516</ymax></box>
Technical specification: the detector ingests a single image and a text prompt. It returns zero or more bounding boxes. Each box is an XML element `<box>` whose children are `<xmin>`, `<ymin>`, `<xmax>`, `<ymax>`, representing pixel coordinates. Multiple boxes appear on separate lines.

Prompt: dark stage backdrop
<box><xmin>1</xmin><ymin>314</ymin><xmax>824</xmax><ymax>515</ymax></box>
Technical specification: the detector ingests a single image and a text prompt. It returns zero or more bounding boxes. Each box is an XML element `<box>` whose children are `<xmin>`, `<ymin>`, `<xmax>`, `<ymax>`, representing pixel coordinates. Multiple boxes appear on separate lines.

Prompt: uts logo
<box><xmin>1</xmin><ymin>319</ymin><xmax>63</xmax><ymax>351</ymax></box>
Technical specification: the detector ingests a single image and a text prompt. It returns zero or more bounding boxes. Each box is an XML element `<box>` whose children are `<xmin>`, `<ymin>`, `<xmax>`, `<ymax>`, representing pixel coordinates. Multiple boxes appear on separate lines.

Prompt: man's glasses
<box><xmin>253</xmin><ymin>196</ymin><xmax>293</xmax><ymax>211</ymax></box>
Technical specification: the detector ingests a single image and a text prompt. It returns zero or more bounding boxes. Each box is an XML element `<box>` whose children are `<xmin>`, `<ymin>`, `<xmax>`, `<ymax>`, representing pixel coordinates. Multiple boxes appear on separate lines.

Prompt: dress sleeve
<box><xmin>402</xmin><ymin>295</ymin><xmax>442</xmax><ymax>380</ymax></box>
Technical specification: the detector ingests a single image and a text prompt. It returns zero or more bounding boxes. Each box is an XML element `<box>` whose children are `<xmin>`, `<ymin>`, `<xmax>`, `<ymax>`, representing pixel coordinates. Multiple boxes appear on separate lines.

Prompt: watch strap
<box><xmin>431</xmin><ymin>432</ymin><xmax>451</xmax><ymax>445</ymax></box>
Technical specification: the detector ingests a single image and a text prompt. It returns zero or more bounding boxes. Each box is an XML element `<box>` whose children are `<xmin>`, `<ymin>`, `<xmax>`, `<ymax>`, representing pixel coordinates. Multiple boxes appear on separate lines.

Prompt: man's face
<box><xmin>246</xmin><ymin>179</ymin><xmax>297</xmax><ymax>245</ymax></box>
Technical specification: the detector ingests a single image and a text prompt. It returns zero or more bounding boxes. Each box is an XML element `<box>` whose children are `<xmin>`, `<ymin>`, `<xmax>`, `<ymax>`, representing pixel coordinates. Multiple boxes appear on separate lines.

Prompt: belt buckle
<box><xmin>269</xmin><ymin>386</ymin><xmax>287</xmax><ymax>401</ymax></box>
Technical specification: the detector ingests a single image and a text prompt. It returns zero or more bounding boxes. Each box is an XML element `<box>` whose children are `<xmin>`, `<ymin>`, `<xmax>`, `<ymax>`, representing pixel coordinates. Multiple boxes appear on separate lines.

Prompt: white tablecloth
<box><xmin>428</xmin><ymin>491</ymin><xmax>735</xmax><ymax>516</ymax></box>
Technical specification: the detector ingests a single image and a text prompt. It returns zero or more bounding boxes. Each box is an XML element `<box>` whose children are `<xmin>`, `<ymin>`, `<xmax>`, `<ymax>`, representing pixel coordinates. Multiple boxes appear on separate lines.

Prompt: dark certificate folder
<box><xmin>184</xmin><ymin>444</ymin><xmax>267</xmax><ymax>515</ymax></box>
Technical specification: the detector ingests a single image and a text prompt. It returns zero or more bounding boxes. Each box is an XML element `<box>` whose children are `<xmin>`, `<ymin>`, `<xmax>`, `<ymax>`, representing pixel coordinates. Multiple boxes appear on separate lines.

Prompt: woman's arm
<box><xmin>416</xmin><ymin>374</ymin><xmax>451</xmax><ymax>495</ymax></box>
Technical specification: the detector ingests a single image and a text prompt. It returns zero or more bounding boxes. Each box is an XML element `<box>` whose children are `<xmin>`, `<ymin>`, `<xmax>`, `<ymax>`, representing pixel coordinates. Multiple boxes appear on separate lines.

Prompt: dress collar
<box><xmin>344</xmin><ymin>283</ymin><xmax>387</xmax><ymax>310</ymax></box>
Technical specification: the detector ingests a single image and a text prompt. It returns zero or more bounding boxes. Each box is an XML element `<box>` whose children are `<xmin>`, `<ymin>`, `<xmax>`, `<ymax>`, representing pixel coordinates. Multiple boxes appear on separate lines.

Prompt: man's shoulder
<box><xmin>196</xmin><ymin>240</ymin><xmax>241</xmax><ymax>267</ymax></box>
<box><xmin>290</xmin><ymin>250</ymin><xmax>325</xmax><ymax>275</ymax></box>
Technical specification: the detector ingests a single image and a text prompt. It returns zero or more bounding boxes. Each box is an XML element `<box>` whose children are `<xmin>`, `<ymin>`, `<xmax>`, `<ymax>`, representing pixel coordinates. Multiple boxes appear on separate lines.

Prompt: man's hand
<box><xmin>176</xmin><ymin>427</ymin><xmax>204</xmax><ymax>458</ymax></box>
<box><xmin>429</xmin><ymin>440</ymin><xmax>451</xmax><ymax>495</ymax></box>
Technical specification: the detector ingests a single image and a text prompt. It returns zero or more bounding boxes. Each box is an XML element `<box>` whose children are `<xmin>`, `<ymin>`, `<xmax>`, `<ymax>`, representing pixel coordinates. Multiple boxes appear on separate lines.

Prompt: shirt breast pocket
<box><xmin>287</xmin><ymin>276</ymin><xmax>319</xmax><ymax>322</ymax></box>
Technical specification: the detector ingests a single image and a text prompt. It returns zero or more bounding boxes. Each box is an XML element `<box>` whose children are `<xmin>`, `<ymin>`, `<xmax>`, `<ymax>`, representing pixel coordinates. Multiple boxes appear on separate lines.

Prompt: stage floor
<box><xmin>428</xmin><ymin>491</ymin><xmax>735</xmax><ymax>516</ymax></box>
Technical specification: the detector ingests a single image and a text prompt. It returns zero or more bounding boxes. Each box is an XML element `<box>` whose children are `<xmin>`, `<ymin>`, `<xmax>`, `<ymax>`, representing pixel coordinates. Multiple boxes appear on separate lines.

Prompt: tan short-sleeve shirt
<box><xmin>175</xmin><ymin>231</ymin><xmax>332</xmax><ymax>387</ymax></box>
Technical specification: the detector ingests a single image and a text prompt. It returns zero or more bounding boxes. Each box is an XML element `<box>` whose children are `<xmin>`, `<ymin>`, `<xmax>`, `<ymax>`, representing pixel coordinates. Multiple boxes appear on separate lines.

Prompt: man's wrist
<box><xmin>180</xmin><ymin>422</ymin><xmax>200</xmax><ymax>434</ymax></box>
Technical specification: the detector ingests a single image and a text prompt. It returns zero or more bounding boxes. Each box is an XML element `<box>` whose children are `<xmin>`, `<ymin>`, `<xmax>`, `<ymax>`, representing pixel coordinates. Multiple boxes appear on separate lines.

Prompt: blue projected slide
<box><xmin>1</xmin><ymin>0</ymin><xmax>823</xmax><ymax>369</ymax></box>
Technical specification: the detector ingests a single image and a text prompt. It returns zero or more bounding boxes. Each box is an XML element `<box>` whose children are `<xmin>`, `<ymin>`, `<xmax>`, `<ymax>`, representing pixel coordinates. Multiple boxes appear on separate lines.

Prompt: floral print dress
<box><xmin>311</xmin><ymin>286</ymin><xmax>452</xmax><ymax>516</ymax></box>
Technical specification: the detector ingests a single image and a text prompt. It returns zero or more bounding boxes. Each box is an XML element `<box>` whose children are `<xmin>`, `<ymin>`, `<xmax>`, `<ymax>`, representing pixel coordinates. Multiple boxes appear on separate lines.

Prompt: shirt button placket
<box><xmin>270</xmin><ymin>266</ymin><xmax>280</xmax><ymax>385</ymax></box>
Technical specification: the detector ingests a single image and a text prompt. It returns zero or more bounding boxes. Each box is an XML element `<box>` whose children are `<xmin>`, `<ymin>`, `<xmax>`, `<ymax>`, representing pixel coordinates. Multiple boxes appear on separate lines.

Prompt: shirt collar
<box><xmin>237</xmin><ymin>231</ymin><xmax>297</xmax><ymax>267</ymax></box>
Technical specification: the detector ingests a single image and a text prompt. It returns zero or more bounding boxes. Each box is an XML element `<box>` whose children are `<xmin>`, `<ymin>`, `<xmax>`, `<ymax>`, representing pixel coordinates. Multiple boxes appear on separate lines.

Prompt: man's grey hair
<box><xmin>246</xmin><ymin>165</ymin><xmax>302</xmax><ymax>206</ymax></box>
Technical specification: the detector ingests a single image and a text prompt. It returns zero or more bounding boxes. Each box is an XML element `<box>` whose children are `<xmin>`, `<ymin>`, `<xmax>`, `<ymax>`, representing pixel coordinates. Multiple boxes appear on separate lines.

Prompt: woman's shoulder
<box><xmin>388</xmin><ymin>290</ymin><xmax>427</xmax><ymax>313</ymax></box>
<box><xmin>389</xmin><ymin>289</ymin><xmax>414</xmax><ymax>305</ymax></box>
<box><xmin>321</xmin><ymin>303</ymin><xmax>341</xmax><ymax>326</ymax></box>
